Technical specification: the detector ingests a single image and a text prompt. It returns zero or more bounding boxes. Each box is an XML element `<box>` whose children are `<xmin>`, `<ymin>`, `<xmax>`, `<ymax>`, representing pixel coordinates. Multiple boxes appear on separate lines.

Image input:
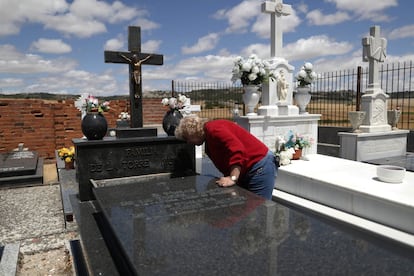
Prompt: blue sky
<box><xmin>0</xmin><ymin>0</ymin><xmax>413</xmax><ymax>96</ymax></box>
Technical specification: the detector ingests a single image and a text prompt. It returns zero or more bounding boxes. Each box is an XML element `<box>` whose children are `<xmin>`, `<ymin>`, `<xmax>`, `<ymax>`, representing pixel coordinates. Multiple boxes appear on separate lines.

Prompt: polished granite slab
<box><xmin>73</xmin><ymin>136</ymin><xmax>195</xmax><ymax>201</ymax></box>
<box><xmin>365</xmin><ymin>152</ymin><xmax>414</xmax><ymax>172</ymax></box>
<box><xmin>72</xmin><ymin>174</ymin><xmax>414</xmax><ymax>275</ymax></box>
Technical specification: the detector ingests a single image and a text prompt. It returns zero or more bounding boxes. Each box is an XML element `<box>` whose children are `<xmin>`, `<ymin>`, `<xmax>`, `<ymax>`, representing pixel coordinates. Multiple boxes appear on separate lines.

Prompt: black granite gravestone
<box><xmin>0</xmin><ymin>151</ymin><xmax>43</xmax><ymax>186</ymax></box>
<box><xmin>73</xmin><ymin>136</ymin><xmax>195</xmax><ymax>201</ymax></box>
<box><xmin>70</xmin><ymin>175</ymin><xmax>414</xmax><ymax>275</ymax></box>
<box><xmin>0</xmin><ymin>151</ymin><xmax>38</xmax><ymax>177</ymax></box>
<box><xmin>114</xmin><ymin>127</ymin><xmax>157</xmax><ymax>139</ymax></box>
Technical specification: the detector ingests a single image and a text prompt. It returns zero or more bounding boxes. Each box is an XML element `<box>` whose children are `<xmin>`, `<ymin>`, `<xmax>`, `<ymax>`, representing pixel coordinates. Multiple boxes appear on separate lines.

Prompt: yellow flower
<box><xmin>58</xmin><ymin>147</ymin><xmax>75</xmax><ymax>163</ymax></box>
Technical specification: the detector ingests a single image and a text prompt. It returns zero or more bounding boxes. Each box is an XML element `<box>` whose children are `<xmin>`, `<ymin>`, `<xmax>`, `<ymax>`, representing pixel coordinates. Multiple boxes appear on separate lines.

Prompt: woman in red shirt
<box><xmin>175</xmin><ymin>116</ymin><xmax>277</xmax><ymax>200</ymax></box>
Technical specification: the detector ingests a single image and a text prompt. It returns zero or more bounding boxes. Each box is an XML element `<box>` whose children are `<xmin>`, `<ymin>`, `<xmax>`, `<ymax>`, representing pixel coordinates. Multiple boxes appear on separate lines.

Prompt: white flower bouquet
<box><xmin>118</xmin><ymin>112</ymin><xmax>130</xmax><ymax>120</ymax></box>
<box><xmin>161</xmin><ymin>94</ymin><xmax>190</xmax><ymax>110</ymax></box>
<box><xmin>231</xmin><ymin>54</ymin><xmax>276</xmax><ymax>86</ymax></box>
<box><xmin>295</xmin><ymin>62</ymin><xmax>318</xmax><ymax>87</ymax></box>
<box><xmin>275</xmin><ymin>135</ymin><xmax>295</xmax><ymax>165</ymax></box>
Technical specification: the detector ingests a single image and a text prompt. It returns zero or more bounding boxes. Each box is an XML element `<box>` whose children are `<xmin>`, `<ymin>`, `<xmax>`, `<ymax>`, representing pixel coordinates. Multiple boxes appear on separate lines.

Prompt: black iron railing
<box><xmin>172</xmin><ymin>61</ymin><xmax>414</xmax><ymax>130</ymax></box>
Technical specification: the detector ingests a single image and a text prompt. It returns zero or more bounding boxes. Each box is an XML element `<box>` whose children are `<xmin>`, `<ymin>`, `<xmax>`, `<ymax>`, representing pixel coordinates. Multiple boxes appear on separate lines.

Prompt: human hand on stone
<box><xmin>216</xmin><ymin>176</ymin><xmax>236</xmax><ymax>187</ymax></box>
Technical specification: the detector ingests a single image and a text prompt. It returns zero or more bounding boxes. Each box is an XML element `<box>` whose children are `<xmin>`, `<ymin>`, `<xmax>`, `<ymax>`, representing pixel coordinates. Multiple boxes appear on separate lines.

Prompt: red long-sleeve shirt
<box><xmin>204</xmin><ymin>120</ymin><xmax>269</xmax><ymax>178</ymax></box>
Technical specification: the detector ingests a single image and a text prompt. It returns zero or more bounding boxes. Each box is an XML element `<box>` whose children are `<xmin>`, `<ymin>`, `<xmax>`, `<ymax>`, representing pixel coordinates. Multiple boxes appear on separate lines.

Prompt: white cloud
<box><xmin>252</xmin><ymin>9</ymin><xmax>301</xmax><ymax>39</ymax></box>
<box><xmin>181</xmin><ymin>33</ymin><xmax>220</xmax><ymax>55</ymax></box>
<box><xmin>0</xmin><ymin>44</ymin><xmax>77</xmax><ymax>74</ymax></box>
<box><xmin>0</xmin><ymin>78</ymin><xmax>24</xmax><ymax>88</ymax></box>
<box><xmin>313</xmin><ymin>50</ymin><xmax>362</xmax><ymax>74</ymax></box>
<box><xmin>307</xmin><ymin>10</ymin><xmax>351</xmax><ymax>26</ymax></box>
<box><xmin>327</xmin><ymin>0</ymin><xmax>397</xmax><ymax>12</ymax></box>
<box><xmin>0</xmin><ymin>0</ymin><xmax>155</xmax><ymax>38</ymax></box>
<box><xmin>70</xmin><ymin>0</ymin><xmax>137</xmax><ymax>23</ymax></box>
<box><xmin>240</xmin><ymin>43</ymin><xmax>269</xmax><ymax>59</ymax></box>
<box><xmin>30</xmin><ymin>38</ymin><xmax>72</xmax><ymax>54</ymax></box>
<box><xmin>235</xmin><ymin>35</ymin><xmax>354</xmax><ymax>63</ymax></box>
<box><xmin>134</xmin><ymin>18</ymin><xmax>161</xmax><ymax>31</ymax></box>
<box><xmin>296</xmin><ymin>3</ymin><xmax>309</xmax><ymax>14</ymax></box>
<box><xmin>142</xmin><ymin>40</ymin><xmax>162</xmax><ymax>53</ymax></box>
<box><xmin>0</xmin><ymin>21</ymin><xmax>22</xmax><ymax>37</ymax></box>
<box><xmin>388</xmin><ymin>24</ymin><xmax>414</xmax><ymax>40</ymax></box>
<box><xmin>12</xmin><ymin>69</ymin><xmax>118</xmax><ymax>95</ymax></box>
<box><xmin>166</xmin><ymin>55</ymin><xmax>234</xmax><ymax>81</ymax></box>
<box><xmin>215</xmin><ymin>0</ymin><xmax>260</xmax><ymax>34</ymax></box>
<box><xmin>284</xmin><ymin>35</ymin><xmax>354</xmax><ymax>62</ymax></box>
<box><xmin>43</xmin><ymin>14</ymin><xmax>108</xmax><ymax>38</ymax></box>
<box><xmin>104</xmin><ymin>37</ymin><xmax>124</xmax><ymax>51</ymax></box>
<box><xmin>0</xmin><ymin>0</ymin><xmax>68</xmax><ymax>37</ymax></box>
<box><xmin>326</xmin><ymin>0</ymin><xmax>397</xmax><ymax>21</ymax></box>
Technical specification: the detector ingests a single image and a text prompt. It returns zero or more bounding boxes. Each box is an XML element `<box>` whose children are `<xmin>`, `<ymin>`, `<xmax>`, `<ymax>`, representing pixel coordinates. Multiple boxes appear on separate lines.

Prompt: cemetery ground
<box><xmin>0</xmin><ymin>163</ymin><xmax>77</xmax><ymax>275</ymax></box>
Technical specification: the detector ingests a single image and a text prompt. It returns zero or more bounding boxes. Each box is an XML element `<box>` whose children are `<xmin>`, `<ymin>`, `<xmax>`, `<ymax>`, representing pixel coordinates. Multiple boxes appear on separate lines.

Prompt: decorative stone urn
<box><xmin>162</xmin><ymin>109</ymin><xmax>183</xmax><ymax>136</ymax></box>
<box><xmin>81</xmin><ymin>112</ymin><xmax>108</xmax><ymax>140</ymax></box>
<box><xmin>242</xmin><ymin>85</ymin><xmax>261</xmax><ymax>116</ymax></box>
<box><xmin>295</xmin><ymin>87</ymin><xmax>312</xmax><ymax>114</ymax></box>
<box><xmin>387</xmin><ymin>109</ymin><xmax>401</xmax><ymax>130</ymax></box>
<box><xmin>348</xmin><ymin>111</ymin><xmax>366</xmax><ymax>133</ymax></box>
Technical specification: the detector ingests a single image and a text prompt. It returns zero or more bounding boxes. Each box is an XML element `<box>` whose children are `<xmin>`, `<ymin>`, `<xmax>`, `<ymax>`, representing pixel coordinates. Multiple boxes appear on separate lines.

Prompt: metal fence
<box><xmin>172</xmin><ymin>80</ymin><xmax>244</xmax><ymax>120</ymax></box>
<box><xmin>172</xmin><ymin>61</ymin><xmax>414</xmax><ymax>130</ymax></box>
<box><xmin>311</xmin><ymin>61</ymin><xmax>414</xmax><ymax>129</ymax></box>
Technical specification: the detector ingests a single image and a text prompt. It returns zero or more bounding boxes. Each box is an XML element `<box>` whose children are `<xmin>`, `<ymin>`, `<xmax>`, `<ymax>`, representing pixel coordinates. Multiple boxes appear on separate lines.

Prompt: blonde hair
<box><xmin>175</xmin><ymin>115</ymin><xmax>207</xmax><ymax>140</ymax></box>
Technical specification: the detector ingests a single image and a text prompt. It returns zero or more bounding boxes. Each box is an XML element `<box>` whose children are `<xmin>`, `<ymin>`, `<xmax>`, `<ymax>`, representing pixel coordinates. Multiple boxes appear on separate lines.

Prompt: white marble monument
<box><xmin>236</xmin><ymin>0</ymin><xmax>320</xmax><ymax>155</ymax></box>
<box><xmin>258</xmin><ymin>0</ymin><xmax>297</xmax><ymax>116</ymax></box>
<box><xmin>339</xmin><ymin>25</ymin><xmax>408</xmax><ymax>161</ymax></box>
<box><xmin>360</xmin><ymin>25</ymin><xmax>391</xmax><ymax>133</ymax></box>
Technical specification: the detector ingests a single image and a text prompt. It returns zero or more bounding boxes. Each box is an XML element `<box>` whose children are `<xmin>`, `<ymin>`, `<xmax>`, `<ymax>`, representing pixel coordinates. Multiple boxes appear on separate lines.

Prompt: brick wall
<box><xmin>0</xmin><ymin>98</ymin><xmax>165</xmax><ymax>161</ymax></box>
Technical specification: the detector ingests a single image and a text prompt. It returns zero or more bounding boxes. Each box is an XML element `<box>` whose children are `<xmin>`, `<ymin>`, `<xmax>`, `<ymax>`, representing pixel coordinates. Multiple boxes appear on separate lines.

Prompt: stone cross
<box><xmin>261</xmin><ymin>0</ymin><xmax>292</xmax><ymax>57</ymax></box>
<box><xmin>105</xmin><ymin>26</ymin><xmax>163</xmax><ymax>128</ymax></box>
<box><xmin>362</xmin><ymin>25</ymin><xmax>387</xmax><ymax>91</ymax></box>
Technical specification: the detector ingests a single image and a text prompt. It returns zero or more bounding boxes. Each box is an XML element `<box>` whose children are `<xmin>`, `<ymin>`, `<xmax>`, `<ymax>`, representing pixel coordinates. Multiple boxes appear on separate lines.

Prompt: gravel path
<box><xmin>0</xmin><ymin>184</ymin><xmax>78</xmax><ymax>275</ymax></box>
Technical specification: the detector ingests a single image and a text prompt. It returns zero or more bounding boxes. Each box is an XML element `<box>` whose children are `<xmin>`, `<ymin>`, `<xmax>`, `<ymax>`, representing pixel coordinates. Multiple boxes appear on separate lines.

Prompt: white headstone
<box><xmin>359</xmin><ymin>25</ymin><xmax>391</xmax><ymax>133</ymax></box>
<box><xmin>259</xmin><ymin>0</ymin><xmax>297</xmax><ymax>116</ymax></box>
<box><xmin>261</xmin><ymin>0</ymin><xmax>292</xmax><ymax>58</ymax></box>
<box><xmin>362</xmin><ymin>25</ymin><xmax>387</xmax><ymax>92</ymax></box>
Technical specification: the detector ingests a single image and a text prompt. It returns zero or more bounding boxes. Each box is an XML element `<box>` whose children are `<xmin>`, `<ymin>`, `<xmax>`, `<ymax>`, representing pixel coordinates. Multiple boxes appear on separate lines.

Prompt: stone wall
<box><xmin>0</xmin><ymin>98</ymin><xmax>165</xmax><ymax>161</ymax></box>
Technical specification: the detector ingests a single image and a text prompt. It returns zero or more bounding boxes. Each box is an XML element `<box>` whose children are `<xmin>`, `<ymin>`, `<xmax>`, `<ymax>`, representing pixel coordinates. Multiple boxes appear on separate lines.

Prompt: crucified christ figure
<box><xmin>120</xmin><ymin>54</ymin><xmax>152</xmax><ymax>85</ymax></box>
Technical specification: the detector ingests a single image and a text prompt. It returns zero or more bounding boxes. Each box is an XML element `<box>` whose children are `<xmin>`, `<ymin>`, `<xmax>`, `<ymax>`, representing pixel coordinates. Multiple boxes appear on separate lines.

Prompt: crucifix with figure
<box><xmin>105</xmin><ymin>26</ymin><xmax>163</xmax><ymax>128</ymax></box>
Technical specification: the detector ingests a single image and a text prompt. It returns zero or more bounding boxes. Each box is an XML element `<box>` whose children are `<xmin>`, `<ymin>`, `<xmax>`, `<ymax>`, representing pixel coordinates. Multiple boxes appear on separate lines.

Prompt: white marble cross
<box><xmin>362</xmin><ymin>25</ymin><xmax>387</xmax><ymax>89</ymax></box>
<box><xmin>262</xmin><ymin>0</ymin><xmax>292</xmax><ymax>57</ymax></box>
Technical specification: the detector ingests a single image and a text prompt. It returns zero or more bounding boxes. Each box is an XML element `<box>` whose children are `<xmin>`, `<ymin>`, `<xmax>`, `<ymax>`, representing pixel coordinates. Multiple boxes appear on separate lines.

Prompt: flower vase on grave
<box><xmin>348</xmin><ymin>111</ymin><xmax>366</xmax><ymax>133</ymax></box>
<box><xmin>81</xmin><ymin>112</ymin><xmax>108</xmax><ymax>140</ymax></box>
<box><xmin>292</xmin><ymin>148</ymin><xmax>302</xmax><ymax>160</ymax></box>
<box><xmin>162</xmin><ymin>109</ymin><xmax>183</xmax><ymax>136</ymax></box>
<box><xmin>387</xmin><ymin>109</ymin><xmax>401</xmax><ymax>130</ymax></box>
<box><xmin>242</xmin><ymin>85</ymin><xmax>261</xmax><ymax>116</ymax></box>
<box><xmin>65</xmin><ymin>160</ymin><xmax>75</xmax><ymax>170</ymax></box>
<box><xmin>295</xmin><ymin>87</ymin><xmax>312</xmax><ymax>114</ymax></box>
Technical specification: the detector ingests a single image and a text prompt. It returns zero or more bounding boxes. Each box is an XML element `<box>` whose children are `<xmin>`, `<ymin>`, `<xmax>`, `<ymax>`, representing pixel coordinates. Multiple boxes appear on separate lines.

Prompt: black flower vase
<box><xmin>81</xmin><ymin>113</ymin><xmax>108</xmax><ymax>140</ymax></box>
<box><xmin>162</xmin><ymin>109</ymin><xmax>183</xmax><ymax>136</ymax></box>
